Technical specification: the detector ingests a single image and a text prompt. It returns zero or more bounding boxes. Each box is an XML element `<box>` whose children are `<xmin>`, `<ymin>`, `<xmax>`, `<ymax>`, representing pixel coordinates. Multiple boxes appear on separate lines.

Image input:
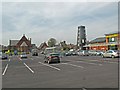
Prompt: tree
<box><xmin>48</xmin><ymin>38</ymin><xmax>57</xmax><ymax>47</ymax></box>
<box><xmin>60</xmin><ymin>41</ymin><xmax>70</xmax><ymax>51</ymax></box>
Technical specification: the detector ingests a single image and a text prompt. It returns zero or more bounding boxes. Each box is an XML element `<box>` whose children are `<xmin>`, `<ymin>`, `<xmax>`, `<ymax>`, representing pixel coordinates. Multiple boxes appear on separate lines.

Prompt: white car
<box><xmin>20</xmin><ymin>52</ymin><xmax>27</xmax><ymax>58</ymax></box>
<box><xmin>102</xmin><ymin>50</ymin><xmax>119</xmax><ymax>58</ymax></box>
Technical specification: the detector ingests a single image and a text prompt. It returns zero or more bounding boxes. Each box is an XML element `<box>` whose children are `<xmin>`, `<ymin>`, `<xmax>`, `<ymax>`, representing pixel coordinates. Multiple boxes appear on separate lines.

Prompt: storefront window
<box><xmin>108</xmin><ymin>45</ymin><xmax>117</xmax><ymax>50</ymax></box>
<box><xmin>108</xmin><ymin>37</ymin><xmax>117</xmax><ymax>42</ymax></box>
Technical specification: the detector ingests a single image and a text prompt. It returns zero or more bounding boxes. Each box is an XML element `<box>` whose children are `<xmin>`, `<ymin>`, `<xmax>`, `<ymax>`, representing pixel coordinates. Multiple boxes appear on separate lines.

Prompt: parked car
<box><xmin>71</xmin><ymin>51</ymin><xmax>78</xmax><ymax>56</ymax></box>
<box><xmin>102</xmin><ymin>50</ymin><xmax>119</xmax><ymax>58</ymax></box>
<box><xmin>9</xmin><ymin>52</ymin><xmax>13</xmax><ymax>56</ymax></box>
<box><xmin>1</xmin><ymin>53</ymin><xmax>8</xmax><ymax>59</ymax></box>
<box><xmin>44</xmin><ymin>53</ymin><xmax>60</xmax><ymax>64</ymax></box>
<box><xmin>78</xmin><ymin>50</ymin><xmax>89</xmax><ymax>56</ymax></box>
<box><xmin>95</xmin><ymin>50</ymin><xmax>105</xmax><ymax>56</ymax></box>
<box><xmin>65</xmin><ymin>51</ymin><xmax>71</xmax><ymax>56</ymax></box>
<box><xmin>40</xmin><ymin>51</ymin><xmax>44</xmax><ymax>54</ymax></box>
<box><xmin>88</xmin><ymin>50</ymin><xmax>98</xmax><ymax>56</ymax></box>
<box><xmin>32</xmin><ymin>52</ymin><xmax>38</xmax><ymax>56</ymax></box>
<box><xmin>20</xmin><ymin>52</ymin><xmax>27</xmax><ymax>58</ymax></box>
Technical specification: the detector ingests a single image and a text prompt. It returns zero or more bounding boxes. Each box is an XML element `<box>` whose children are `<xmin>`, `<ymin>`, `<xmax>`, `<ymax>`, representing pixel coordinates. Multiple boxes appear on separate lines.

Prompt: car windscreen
<box><xmin>21</xmin><ymin>53</ymin><xmax>26</xmax><ymax>55</ymax></box>
<box><xmin>114</xmin><ymin>50</ymin><xmax>118</xmax><ymax>52</ymax></box>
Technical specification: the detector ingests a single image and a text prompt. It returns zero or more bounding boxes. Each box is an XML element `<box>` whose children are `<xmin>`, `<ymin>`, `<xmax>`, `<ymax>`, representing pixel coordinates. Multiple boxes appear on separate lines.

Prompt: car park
<box><xmin>102</xmin><ymin>50</ymin><xmax>119</xmax><ymax>58</ymax></box>
<box><xmin>20</xmin><ymin>52</ymin><xmax>27</xmax><ymax>58</ymax></box>
<box><xmin>44</xmin><ymin>53</ymin><xmax>60</xmax><ymax>64</ymax></box>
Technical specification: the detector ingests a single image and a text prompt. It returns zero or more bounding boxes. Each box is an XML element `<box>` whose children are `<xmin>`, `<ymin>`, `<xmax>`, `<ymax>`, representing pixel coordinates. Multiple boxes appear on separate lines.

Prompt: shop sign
<box><xmin>110</xmin><ymin>44</ymin><xmax>115</xmax><ymax>46</ymax></box>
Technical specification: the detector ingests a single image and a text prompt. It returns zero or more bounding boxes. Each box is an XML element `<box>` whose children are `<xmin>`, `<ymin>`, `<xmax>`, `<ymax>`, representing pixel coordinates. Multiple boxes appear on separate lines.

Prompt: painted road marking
<box><xmin>24</xmin><ymin>63</ymin><xmax>34</xmax><ymax>73</ymax></box>
<box><xmin>2</xmin><ymin>64</ymin><xmax>8</xmax><ymax>76</ymax></box>
<box><xmin>77</xmin><ymin>61</ymin><xmax>102</xmax><ymax>66</ymax></box>
<box><xmin>9</xmin><ymin>59</ymin><xmax>10</xmax><ymax>61</ymax></box>
<box><xmin>38</xmin><ymin>62</ymin><xmax>60</xmax><ymax>71</ymax></box>
<box><xmin>62</xmin><ymin>63</ymin><xmax>84</xmax><ymax>68</ymax></box>
<box><xmin>67</xmin><ymin>58</ymin><xmax>118</xmax><ymax>64</ymax></box>
<box><xmin>105</xmin><ymin>61</ymin><xmax>118</xmax><ymax>64</ymax></box>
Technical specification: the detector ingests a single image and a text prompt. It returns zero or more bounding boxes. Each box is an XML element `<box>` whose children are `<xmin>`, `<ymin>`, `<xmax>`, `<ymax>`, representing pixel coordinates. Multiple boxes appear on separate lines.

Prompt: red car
<box><xmin>44</xmin><ymin>53</ymin><xmax>60</xmax><ymax>64</ymax></box>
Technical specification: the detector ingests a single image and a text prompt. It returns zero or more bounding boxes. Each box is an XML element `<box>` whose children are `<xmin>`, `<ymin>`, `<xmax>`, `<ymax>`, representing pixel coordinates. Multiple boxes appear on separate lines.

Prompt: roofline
<box><xmin>105</xmin><ymin>31</ymin><xmax>120</xmax><ymax>35</ymax></box>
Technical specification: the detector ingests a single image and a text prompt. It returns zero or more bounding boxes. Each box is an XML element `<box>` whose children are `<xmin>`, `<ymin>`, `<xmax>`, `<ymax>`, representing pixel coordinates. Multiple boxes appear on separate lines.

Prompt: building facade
<box><xmin>105</xmin><ymin>31</ymin><xmax>120</xmax><ymax>50</ymax></box>
<box><xmin>9</xmin><ymin>34</ymin><xmax>32</xmax><ymax>52</ymax></box>
<box><xmin>88</xmin><ymin>37</ymin><xmax>107</xmax><ymax>51</ymax></box>
<box><xmin>86</xmin><ymin>31</ymin><xmax>120</xmax><ymax>51</ymax></box>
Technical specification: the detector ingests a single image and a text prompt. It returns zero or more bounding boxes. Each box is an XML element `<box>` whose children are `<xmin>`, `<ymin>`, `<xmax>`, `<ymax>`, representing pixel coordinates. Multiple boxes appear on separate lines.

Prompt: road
<box><xmin>2</xmin><ymin>54</ymin><xmax>119</xmax><ymax>89</ymax></box>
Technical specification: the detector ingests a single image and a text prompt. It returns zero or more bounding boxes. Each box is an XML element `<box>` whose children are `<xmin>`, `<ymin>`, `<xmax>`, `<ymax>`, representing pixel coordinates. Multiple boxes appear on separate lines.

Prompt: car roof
<box><xmin>49</xmin><ymin>53</ymin><xmax>59</xmax><ymax>54</ymax></box>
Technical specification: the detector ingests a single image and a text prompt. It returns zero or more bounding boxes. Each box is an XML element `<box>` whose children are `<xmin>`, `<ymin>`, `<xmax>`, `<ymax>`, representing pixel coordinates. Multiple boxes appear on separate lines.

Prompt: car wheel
<box><xmin>44</xmin><ymin>61</ymin><xmax>47</xmax><ymax>63</ymax></box>
<box><xmin>58</xmin><ymin>61</ymin><xmax>60</xmax><ymax>63</ymax></box>
<box><xmin>102</xmin><ymin>55</ymin><xmax>104</xmax><ymax>58</ymax></box>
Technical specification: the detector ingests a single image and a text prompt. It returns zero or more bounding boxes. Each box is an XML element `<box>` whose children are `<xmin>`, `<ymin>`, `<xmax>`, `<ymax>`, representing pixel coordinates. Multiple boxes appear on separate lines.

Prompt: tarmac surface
<box><xmin>2</xmin><ymin>54</ymin><xmax>119</xmax><ymax>88</ymax></box>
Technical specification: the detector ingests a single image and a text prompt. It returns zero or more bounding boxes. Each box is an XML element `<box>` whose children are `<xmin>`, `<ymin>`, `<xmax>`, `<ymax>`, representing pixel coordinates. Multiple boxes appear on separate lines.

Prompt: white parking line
<box><xmin>77</xmin><ymin>61</ymin><xmax>102</xmax><ymax>66</ymax></box>
<box><xmin>2</xmin><ymin>64</ymin><xmax>8</xmax><ymax>76</ymax></box>
<box><xmin>38</xmin><ymin>62</ymin><xmax>60</xmax><ymax>71</ymax></box>
<box><xmin>62</xmin><ymin>63</ymin><xmax>84</xmax><ymax>68</ymax></box>
<box><xmin>23</xmin><ymin>63</ymin><xmax>34</xmax><ymax>73</ymax></box>
<box><xmin>105</xmin><ymin>61</ymin><xmax>118</xmax><ymax>64</ymax></box>
<box><xmin>9</xmin><ymin>59</ymin><xmax>10</xmax><ymax>61</ymax></box>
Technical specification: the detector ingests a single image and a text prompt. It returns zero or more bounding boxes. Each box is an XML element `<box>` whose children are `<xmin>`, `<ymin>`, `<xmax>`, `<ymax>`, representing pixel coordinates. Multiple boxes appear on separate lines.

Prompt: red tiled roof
<box><xmin>16</xmin><ymin>35</ymin><xmax>31</xmax><ymax>47</ymax></box>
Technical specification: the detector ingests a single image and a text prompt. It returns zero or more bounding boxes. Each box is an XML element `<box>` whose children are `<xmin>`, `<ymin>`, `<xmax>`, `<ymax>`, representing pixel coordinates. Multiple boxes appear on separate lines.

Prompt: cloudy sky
<box><xmin>2</xmin><ymin>2</ymin><xmax>118</xmax><ymax>46</ymax></box>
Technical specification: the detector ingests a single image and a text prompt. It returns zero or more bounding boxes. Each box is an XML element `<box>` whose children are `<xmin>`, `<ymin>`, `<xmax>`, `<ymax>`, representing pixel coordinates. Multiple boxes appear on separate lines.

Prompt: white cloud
<box><xmin>2</xmin><ymin>2</ymin><xmax>118</xmax><ymax>46</ymax></box>
<box><xmin>2</xmin><ymin>0</ymin><xmax>119</xmax><ymax>2</ymax></box>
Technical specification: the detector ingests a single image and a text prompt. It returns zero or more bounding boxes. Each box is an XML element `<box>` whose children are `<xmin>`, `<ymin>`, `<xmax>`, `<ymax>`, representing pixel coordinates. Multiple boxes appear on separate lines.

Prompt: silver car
<box><xmin>102</xmin><ymin>50</ymin><xmax>119</xmax><ymax>58</ymax></box>
<box><xmin>78</xmin><ymin>50</ymin><xmax>89</xmax><ymax>56</ymax></box>
<box><xmin>88</xmin><ymin>50</ymin><xmax>97</xmax><ymax>56</ymax></box>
